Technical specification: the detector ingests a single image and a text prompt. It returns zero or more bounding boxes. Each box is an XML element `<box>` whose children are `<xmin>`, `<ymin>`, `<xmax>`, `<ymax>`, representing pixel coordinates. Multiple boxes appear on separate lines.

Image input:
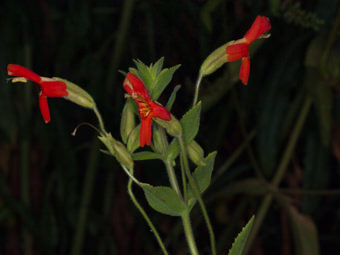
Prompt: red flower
<box><xmin>226</xmin><ymin>16</ymin><xmax>271</xmax><ymax>85</ymax></box>
<box><xmin>8</xmin><ymin>64</ymin><xmax>68</xmax><ymax>123</ymax></box>
<box><xmin>123</xmin><ymin>73</ymin><xmax>171</xmax><ymax>147</ymax></box>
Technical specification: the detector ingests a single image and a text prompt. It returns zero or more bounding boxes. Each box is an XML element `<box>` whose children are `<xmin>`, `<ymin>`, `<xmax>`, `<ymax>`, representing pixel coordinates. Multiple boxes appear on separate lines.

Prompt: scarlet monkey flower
<box><xmin>226</xmin><ymin>16</ymin><xmax>271</xmax><ymax>85</ymax></box>
<box><xmin>123</xmin><ymin>73</ymin><xmax>171</xmax><ymax>147</ymax></box>
<box><xmin>8</xmin><ymin>64</ymin><xmax>68</xmax><ymax>123</ymax></box>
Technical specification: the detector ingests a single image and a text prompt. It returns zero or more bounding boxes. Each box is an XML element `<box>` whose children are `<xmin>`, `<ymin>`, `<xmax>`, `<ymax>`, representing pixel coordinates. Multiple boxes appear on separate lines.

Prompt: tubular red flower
<box><xmin>7</xmin><ymin>64</ymin><xmax>67</xmax><ymax>123</ymax></box>
<box><xmin>244</xmin><ymin>16</ymin><xmax>271</xmax><ymax>44</ymax></box>
<box><xmin>239</xmin><ymin>57</ymin><xmax>250</xmax><ymax>85</ymax></box>
<box><xmin>123</xmin><ymin>73</ymin><xmax>171</xmax><ymax>147</ymax></box>
<box><xmin>226</xmin><ymin>43</ymin><xmax>249</xmax><ymax>62</ymax></box>
<box><xmin>225</xmin><ymin>15</ymin><xmax>271</xmax><ymax>85</ymax></box>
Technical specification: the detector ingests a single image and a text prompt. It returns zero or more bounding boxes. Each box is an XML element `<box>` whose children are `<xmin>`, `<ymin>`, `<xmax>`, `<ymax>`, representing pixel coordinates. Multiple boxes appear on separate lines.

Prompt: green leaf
<box><xmin>181</xmin><ymin>102</ymin><xmax>202</xmax><ymax>145</ymax></box>
<box><xmin>288</xmin><ymin>205</ymin><xmax>320</xmax><ymax>255</ymax></box>
<box><xmin>150</xmin><ymin>57</ymin><xmax>164</xmax><ymax>77</ymax></box>
<box><xmin>188</xmin><ymin>152</ymin><xmax>217</xmax><ymax>206</ymax></box>
<box><xmin>166</xmin><ymin>138</ymin><xmax>180</xmax><ymax>161</ymax></box>
<box><xmin>133</xmin><ymin>59</ymin><xmax>153</xmax><ymax>91</ymax></box>
<box><xmin>128</xmin><ymin>67</ymin><xmax>139</xmax><ymax>77</ymax></box>
<box><xmin>141</xmin><ymin>184</ymin><xmax>187</xmax><ymax>216</ymax></box>
<box><xmin>132</xmin><ymin>151</ymin><xmax>162</xmax><ymax>161</ymax></box>
<box><xmin>166</xmin><ymin>85</ymin><xmax>181</xmax><ymax>111</ymax></box>
<box><xmin>151</xmin><ymin>64</ymin><xmax>181</xmax><ymax>100</ymax></box>
<box><xmin>228</xmin><ymin>216</ymin><xmax>255</xmax><ymax>255</ymax></box>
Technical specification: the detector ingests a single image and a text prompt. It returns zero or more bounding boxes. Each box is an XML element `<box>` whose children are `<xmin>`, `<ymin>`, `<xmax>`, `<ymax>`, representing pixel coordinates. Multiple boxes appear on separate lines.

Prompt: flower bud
<box><xmin>152</xmin><ymin>127</ymin><xmax>164</xmax><ymax>154</ymax></box>
<box><xmin>187</xmin><ymin>140</ymin><xmax>206</xmax><ymax>166</ymax></box>
<box><xmin>199</xmin><ymin>41</ymin><xmax>234</xmax><ymax>77</ymax></box>
<box><xmin>154</xmin><ymin>114</ymin><xmax>182</xmax><ymax>137</ymax></box>
<box><xmin>127</xmin><ymin>125</ymin><xmax>141</xmax><ymax>153</ymax></box>
<box><xmin>120</xmin><ymin>99</ymin><xmax>136</xmax><ymax>144</ymax></box>
<box><xmin>98</xmin><ymin>132</ymin><xmax>134</xmax><ymax>170</ymax></box>
<box><xmin>54</xmin><ymin>77</ymin><xmax>95</xmax><ymax>109</ymax></box>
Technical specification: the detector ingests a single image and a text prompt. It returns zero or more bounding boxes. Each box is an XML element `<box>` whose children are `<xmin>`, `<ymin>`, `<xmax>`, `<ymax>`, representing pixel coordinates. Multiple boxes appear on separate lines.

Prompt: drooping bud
<box><xmin>199</xmin><ymin>41</ymin><xmax>235</xmax><ymax>77</ymax></box>
<box><xmin>98</xmin><ymin>132</ymin><xmax>134</xmax><ymax>170</ymax></box>
<box><xmin>154</xmin><ymin>114</ymin><xmax>182</xmax><ymax>137</ymax></box>
<box><xmin>187</xmin><ymin>140</ymin><xmax>206</xmax><ymax>166</ymax></box>
<box><xmin>54</xmin><ymin>77</ymin><xmax>95</xmax><ymax>109</ymax></box>
<box><xmin>120</xmin><ymin>99</ymin><xmax>136</xmax><ymax>144</ymax></box>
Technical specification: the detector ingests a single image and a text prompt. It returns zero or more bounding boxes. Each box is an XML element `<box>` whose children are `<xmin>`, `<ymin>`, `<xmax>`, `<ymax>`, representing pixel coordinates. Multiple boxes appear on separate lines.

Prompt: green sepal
<box><xmin>127</xmin><ymin>124</ymin><xmax>141</xmax><ymax>153</ymax></box>
<box><xmin>54</xmin><ymin>77</ymin><xmax>95</xmax><ymax>109</ymax></box>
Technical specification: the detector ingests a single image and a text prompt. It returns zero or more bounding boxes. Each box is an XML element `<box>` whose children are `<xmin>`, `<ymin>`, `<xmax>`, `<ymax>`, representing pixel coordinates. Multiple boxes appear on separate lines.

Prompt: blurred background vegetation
<box><xmin>0</xmin><ymin>0</ymin><xmax>339</xmax><ymax>254</ymax></box>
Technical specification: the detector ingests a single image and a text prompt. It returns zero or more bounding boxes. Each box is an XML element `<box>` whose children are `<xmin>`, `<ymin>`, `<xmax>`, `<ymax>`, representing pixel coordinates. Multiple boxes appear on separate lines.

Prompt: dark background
<box><xmin>0</xmin><ymin>0</ymin><xmax>339</xmax><ymax>254</ymax></box>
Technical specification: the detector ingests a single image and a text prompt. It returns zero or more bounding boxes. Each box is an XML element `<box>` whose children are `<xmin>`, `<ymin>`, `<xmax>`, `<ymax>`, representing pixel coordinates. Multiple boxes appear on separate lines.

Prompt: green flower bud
<box><xmin>199</xmin><ymin>41</ymin><xmax>234</xmax><ymax>77</ymax></box>
<box><xmin>54</xmin><ymin>77</ymin><xmax>95</xmax><ymax>109</ymax></box>
<box><xmin>154</xmin><ymin>114</ymin><xmax>182</xmax><ymax>137</ymax></box>
<box><xmin>187</xmin><ymin>140</ymin><xmax>206</xmax><ymax>166</ymax></box>
<box><xmin>98</xmin><ymin>132</ymin><xmax>133</xmax><ymax>170</ymax></box>
<box><xmin>120</xmin><ymin>99</ymin><xmax>136</xmax><ymax>144</ymax></box>
<box><xmin>152</xmin><ymin>127</ymin><xmax>164</xmax><ymax>154</ymax></box>
<box><xmin>127</xmin><ymin>124</ymin><xmax>141</xmax><ymax>153</ymax></box>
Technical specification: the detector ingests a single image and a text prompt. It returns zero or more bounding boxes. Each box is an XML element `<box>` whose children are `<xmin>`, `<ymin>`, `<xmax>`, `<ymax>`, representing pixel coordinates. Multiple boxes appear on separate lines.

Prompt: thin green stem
<box><xmin>180</xmin><ymin>153</ymin><xmax>188</xmax><ymax>203</ymax></box>
<box><xmin>192</xmin><ymin>74</ymin><xmax>203</xmax><ymax>106</ymax></box>
<box><xmin>70</xmin><ymin>139</ymin><xmax>100</xmax><ymax>255</ymax></box>
<box><xmin>159</xmin><ymin>128</ymin><xmax>182</xmax><ymax>197</ymax></box>
<box><xmin>93</xmin><ymin>105</ymin><xmax>106</xmax><ymax>133</ymax></box>
<box><xmin>244</xmin><ymin>96</ymin><xmax>312</xmax><ymax>254</ymax></box>
<box><xmin>181</xmin><ymin>212</ymin><xmax>199</xmax><ymax>255</ymax></box>
<box><xmin>127</xmin><ymin>175</ymin><xmax>169</xmax><ymax>255</ymax></box>
<box><xmin>178</xmin><ymin>136</ymin><xmax>216</xmax><ymax>255</ymax></box>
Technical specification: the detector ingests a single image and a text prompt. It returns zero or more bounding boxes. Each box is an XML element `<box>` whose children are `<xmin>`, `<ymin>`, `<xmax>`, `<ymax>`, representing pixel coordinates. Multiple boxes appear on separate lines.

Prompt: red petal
<box><xmin>41</xmin><ymin>81</ymin><xmax>68</xmax><ymax>97</ymax></box>
<box><xmin>226</xmin><ymin>43</ymin><xmax>249</xmax><ymax>62</ymax></box>
<box><xmin>123</xmin><ymin>73</ymin><xmax>150</xmax><ymax>101</ymax></box>
<box><xmin>140</xmin><ymin>116</ymin><xmax>152</xmax><ymax>147</ymax></box>
<box><xmin>244</xmin><ymin>16</ymin><xmax>271</xmax><ymax>44</ymax></box>
<box><xmin>239</xmin><ymin>57</ymin><xmax>250</xmax><ymax>85</ymax></box>
<box><xmin>39</xmin><ymin>94</ymin><xmax>51</xmax><ymax>123</ymax></box>
<box><xmin>7</xmin><ymin>64</ymin><xmax>41</xmax><ymax>84</ymax></box>
<box><xmin>149</xmin><ymin>101</ymin><xmax>171</xmax><ymax>120</ymax></box>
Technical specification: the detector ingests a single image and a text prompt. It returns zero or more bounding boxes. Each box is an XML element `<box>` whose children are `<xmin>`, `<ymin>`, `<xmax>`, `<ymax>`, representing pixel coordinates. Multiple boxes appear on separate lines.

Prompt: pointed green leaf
<box><xmin>151</xmin><ymin>64</ymin><xmax>181</xmax><ymax>100</ymax></box>
<box><xmin>181</xmin><ymin>101</ymin><xmax>202</xmax><ymax>145</ymax></box>
<box><xmin>133</xmin><ymin>59</ymin><xmax>153</xmax><ymax>91</ymax></box>
<box><xmin>166</xmin><ymin>85</ymin><xmax>181</xmax><ymax>111</ymax></box>
<box><xmin>188</xmin><ymin>152</ymin><xmax>217</xmax><ymax>206</ymax></box>
<box><xmin>228</xmin><ymin>216</ymin><xmax>255</xmax><ymax>255</ymax></box>
<box><xmin>151</xmin><ymin>57</ymin><xmax>164</xmax><ymax>77</ymax></box>
<box><xmin>141</xmin><ymin>184</ymin><xmax>187</xmax><ymax>216</ymax></box>
<box><xmin>128</xmin><ymin>67</ymin><xmax>139</xmax><ymax>77</ymax></box>
<box><xmin>166</xmin><ymin>138</ymin><xmax>180</xmax><ymax>161</ymax></box>
<box><xmin>132</xmin><ymin>151</ymin><xmax>163</xmax><ymax>161</ymax></box>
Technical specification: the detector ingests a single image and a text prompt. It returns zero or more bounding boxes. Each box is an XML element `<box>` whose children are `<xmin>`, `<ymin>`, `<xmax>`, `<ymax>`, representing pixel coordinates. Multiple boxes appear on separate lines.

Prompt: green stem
<box><xmin>178</xmin><ymin>136</ymin><xmax>217</xmax><ymax>255</ymax></box>
<box><xmin>159</xmin><ymin>128</ymin><xmax>182</xmax><ymax>197</ymax></box>
<box><xmin>181</xmin><ymin>212</ymin><xmax>199</xmax><ymax>255</ymax></box>
<box><xmin>180</xmin><ymin>153</ymin><xmax>188</xmax><ymax>203</ymax></box>
<box><xmin>70</xmin><ymin>139</ymin><xmax>99</xmax><ymax>255</ymax></box>
<box><xmin>244</xmin><ymin>96</ymin><xmax>312</xmax><ymax>254</ymax></box>
<box><xmin>127</xmin><ymin>175</ymin><xmax>169</xmax><ymax>255</ymax></box>
<box><xmin>93</xmin><ymin>105</ymin><xmax>106</xmax><ymax>133</ymax></box>
<box><xmin>192</xmin><ymin>74</ymin><xmax>203</xmax><ymax>106</ymax></box>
